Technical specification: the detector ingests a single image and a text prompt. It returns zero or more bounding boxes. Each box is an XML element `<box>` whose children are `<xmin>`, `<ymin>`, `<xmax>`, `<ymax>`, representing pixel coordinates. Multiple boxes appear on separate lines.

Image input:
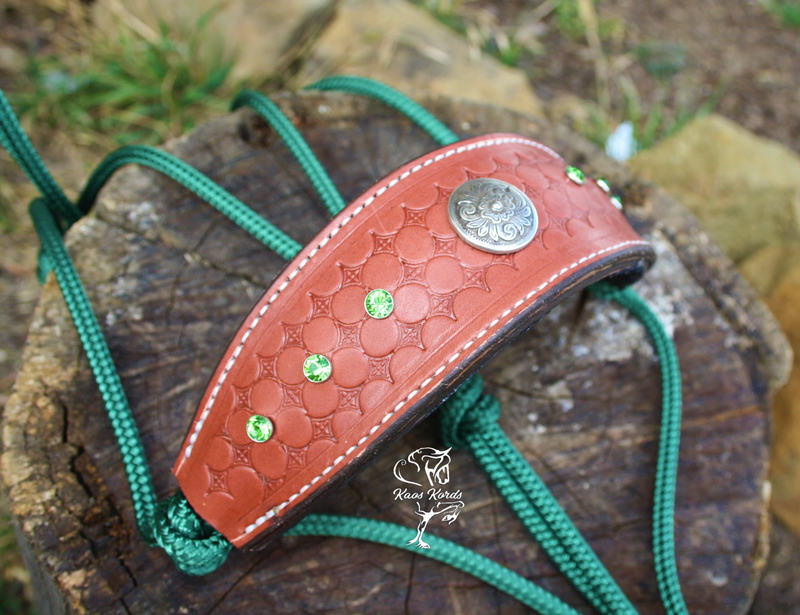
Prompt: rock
<box><xmin>739</xmin><ymin>244</ymin><xmax>800</xmax><ymax>298</ymax></box>
<box><xmin>767</xmin><ymin>265</ymin><xmax>800</xmax><ymax>536</ymax></box>
<box><xmin>631</xmin><ymin>115</ymin><xmax>800</xmax><ymax>540</ymax></box>
<box><xmin>0</xmin><ymin>44</ymin><xmax>26</xmax><ymax>73</ymax></box>
<box><xmin>750</xmin><ymin>516</ymin><xmax>800</xmax><ymax>615</ymax></box>
<box><xmin>629</xmin><ymin>114</ymin><xmax>800</xmax><ymax>263</ymax></box>
<box><xmin>769</xmin><ymin>266</ymin><xmax>800</xmax><ymax>350</ymax></box>
<box><xmin>293</xmin><ymin>0</ymin><xmax>543</xmax><ymax>117</ymax></box>
<box><xmin>91</xmin><ymin>0</ymin><xmax>335</xmax><ymax>83</ymax></box>
<box><xmin>631</xmin><ymin>115</ymin><xmax>800</xmax><ymax>543</ymax></box>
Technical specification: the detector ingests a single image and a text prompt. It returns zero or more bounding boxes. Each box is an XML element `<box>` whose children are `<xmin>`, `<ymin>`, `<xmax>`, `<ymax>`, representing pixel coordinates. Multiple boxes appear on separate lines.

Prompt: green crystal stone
<box><xmin>565</xmin><ymin>165</ymin><xmax>586</xmax><ymax>185</ymax></box>
<box><xmin>246</xmin><ymin>415</ymin><xmax>273</xmax><ymax>443</ymax></box>
<box><xmin>304</xmin><ymin>354</ymin><xmax>332</xmax><ymax>383</ymax></box>
<box><xmin>610</xmin><ymin>195</ymin><xmax>623</xmax><ymax>210</ymax></box>
<box><xmin>365</xmin><ymin>288</ymin><xmax>394</xmax><ymax>319</ymax></box>
<box><xmin>596</xmin><ymin>177</ymin><xmax>611</xmax><ymax>193</ymax></box>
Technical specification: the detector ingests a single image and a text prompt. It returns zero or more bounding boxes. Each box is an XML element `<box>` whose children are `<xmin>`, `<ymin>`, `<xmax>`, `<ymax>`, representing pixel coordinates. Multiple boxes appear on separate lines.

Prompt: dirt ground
<box><xmin>0</xmin><ymin>0</ymin><xmax>798</xmax><ymax>612</ymax></box>
<box><xmin>605</xmin><ymin>0</ymin><xmax>800</xmax><ymax>151</ymax></box>
<box><xmin>502</xmin><ymin>0</ymin><xmax>800</xmax><ymax>152</ymax></box>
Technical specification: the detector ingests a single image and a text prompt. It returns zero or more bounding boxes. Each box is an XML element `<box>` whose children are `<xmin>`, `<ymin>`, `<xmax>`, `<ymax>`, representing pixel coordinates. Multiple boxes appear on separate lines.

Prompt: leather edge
<box><xmin>239</xmin><ymin>241</ymin><xmax>655</xmax><ymax>550</ymax></box>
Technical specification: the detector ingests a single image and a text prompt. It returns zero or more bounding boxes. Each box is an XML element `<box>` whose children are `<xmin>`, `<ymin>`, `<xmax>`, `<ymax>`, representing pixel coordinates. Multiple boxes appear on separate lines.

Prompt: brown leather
<box><xmin>173</xmin><ymin>133</ymin><xmax>655</xmax><ymax>548</ymax></box>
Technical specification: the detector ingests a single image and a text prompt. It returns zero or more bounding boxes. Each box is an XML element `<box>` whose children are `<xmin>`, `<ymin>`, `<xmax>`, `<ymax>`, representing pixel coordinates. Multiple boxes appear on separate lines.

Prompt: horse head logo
<box><xmin>393</xmin><ymin>447</ymin><xmax>452</xmax><ymax>487</ymax></box>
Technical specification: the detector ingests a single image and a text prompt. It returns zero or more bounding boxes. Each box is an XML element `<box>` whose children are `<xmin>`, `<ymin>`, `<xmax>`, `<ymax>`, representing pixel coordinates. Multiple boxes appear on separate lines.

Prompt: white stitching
<box><xmin>240</xmin><ymin>238</ymin><xmax>649</xmax><ymax>536</ymax></box>
<box><xmin>184</xmin><ymin>137</ymin><xmax>561</xmax><ymax>459</ymax></box>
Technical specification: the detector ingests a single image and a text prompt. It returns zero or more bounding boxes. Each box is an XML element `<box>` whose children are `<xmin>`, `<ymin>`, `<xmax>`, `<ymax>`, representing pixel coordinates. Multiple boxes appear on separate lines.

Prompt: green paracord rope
<box><xmin>591</xmin><ymin>283</ymin><xmax>688</xmax><ymax>615</ymax></box>
<box><xmin>230</xmin><ymin>75</ymin><xmax>460</xmax><ymax>214</ymax></box>
<box><xmin>231</xmin><ymin>90</ymin><xmax>347</xmax><ymax>216</ymax></box>
<box><xmin>307</xmin><ymin>75</ymin><xmax>460</xmax><ymax>146</ymax></box>
<box><xmin>298</xmin><ymin>76</ymin><xmax>688</xmax><ymax>615</ymax></box>
<box><xmin>28</xmin><ymin>197</ymin><xmax>232</xmax><ymax>576</ymax></box>
<box><xmin>0</xmin><ymin>93</ymin><xmax>81</xmax><ymax>226</ymax></box>
<box><xmin>1</xmin><ymin>79</ymin><xmax>687</xmax><ymax>614</ymax></box>
<box><xmin>77</xmin><ymin>145</ymin><xmax>301</xmax><ymax>259</ymax></box>
<box><xmin>288</xmin><ymin>515</ymin><xmax>582</xmax><ymax>615</ymax></box>
<box><xmin>440</xmin><ymin>375</ymin><xmax>636</xmax><ymax>615</ymax></box>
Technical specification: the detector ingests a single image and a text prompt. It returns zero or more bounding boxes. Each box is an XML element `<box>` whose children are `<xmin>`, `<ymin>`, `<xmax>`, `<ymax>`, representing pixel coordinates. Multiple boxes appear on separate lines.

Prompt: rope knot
<box><xmin>151</xmin><ymin>491</ymin><xmax>232</xmax><ymax>576</ymax></box>
<box><xmin>439</xmin><ymin>375</ymin><xmax>501</xmax><ymax>450</ymax></box>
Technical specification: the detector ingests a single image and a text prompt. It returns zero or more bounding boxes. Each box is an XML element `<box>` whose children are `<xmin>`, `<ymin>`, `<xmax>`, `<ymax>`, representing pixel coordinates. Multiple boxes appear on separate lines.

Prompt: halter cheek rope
<box><xmin>1</xmin><ymin>77</ymin><xmax>688</xmax><ymax>614</ymax></box>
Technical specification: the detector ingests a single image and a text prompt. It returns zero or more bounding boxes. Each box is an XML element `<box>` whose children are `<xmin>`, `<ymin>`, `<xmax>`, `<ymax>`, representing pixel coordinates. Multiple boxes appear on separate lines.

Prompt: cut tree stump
<box><xmin>2</xmin><ymin>93</ymin><xmax>791</xmax><ymax>615</ymax></box>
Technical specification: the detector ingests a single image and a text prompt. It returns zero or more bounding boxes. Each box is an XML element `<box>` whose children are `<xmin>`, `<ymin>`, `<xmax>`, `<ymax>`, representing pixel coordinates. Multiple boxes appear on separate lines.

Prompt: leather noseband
<box><xmin>173</xmin><ymin>133</ymin><xmax>655</xmax><ymax>549</ymax></box>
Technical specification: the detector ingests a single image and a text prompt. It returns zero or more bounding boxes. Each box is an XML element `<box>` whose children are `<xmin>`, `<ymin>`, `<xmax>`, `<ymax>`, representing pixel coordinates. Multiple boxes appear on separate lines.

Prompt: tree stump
<box><xmin>2</xmin><ymin>93</ymin><xmax>790</xmax><ymax>615</ymax></box>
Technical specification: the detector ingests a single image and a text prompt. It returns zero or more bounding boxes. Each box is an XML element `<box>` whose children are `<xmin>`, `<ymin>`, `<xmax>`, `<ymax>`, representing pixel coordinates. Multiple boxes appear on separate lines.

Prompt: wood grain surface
<box><xmin>1</xmin><ymin>92</ymin><xmax>790</xmax><ymax>615</ymax></box>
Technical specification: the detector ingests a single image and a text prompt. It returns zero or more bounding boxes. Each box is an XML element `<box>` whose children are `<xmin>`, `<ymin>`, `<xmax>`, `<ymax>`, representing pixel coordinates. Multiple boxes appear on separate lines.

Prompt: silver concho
<box><xmin>447</xmin><ymin>178</ymin><xmax>538</xmax><ymax>254</ymax></box>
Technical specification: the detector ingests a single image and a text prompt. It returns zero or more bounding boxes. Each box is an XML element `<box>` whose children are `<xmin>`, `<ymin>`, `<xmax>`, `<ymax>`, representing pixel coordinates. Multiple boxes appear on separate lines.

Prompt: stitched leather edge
<box><xmin>235</xmin><ymin>238</ymin><xmax>648</xmax><ymax>538</ymax></box>
<box><xmin>173</xmin><ymin>132</ymin><xmax>655</xmax><ymax>547</ymax></box>
<box><xmin>183</xmin><ymin>137</ymin><xmax>563</xmax><ymax>459</ymax></box>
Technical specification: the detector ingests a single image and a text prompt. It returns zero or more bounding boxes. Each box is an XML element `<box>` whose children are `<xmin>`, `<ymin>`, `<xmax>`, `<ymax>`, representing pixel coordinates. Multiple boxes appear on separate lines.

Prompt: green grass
<box><xmin>0</xmin><ymin>506</ymin><xmax>33</xmax><ymax>615</ymax></box>
<box><xmin>626</xmin><ymin>83</ymin><xmax>726</xmax><ymax>150</ymax></box>
<box><xmin>568</xmin><ymin>103</ymin><xmax>614</xmax><ymax>150</ymax></box>
<box><xmin>779</xmin><ymin>2</ymin><xmax>800</xmax><ymax>26</ymax></box>
<box><xmin>415</xmin><ymin>0</ymin><xmax>723</xmax><ymax>154</ymax></box>
<box><xmin>762</xmin><ymin>0</ymin><xmax>800</xmax><ymax>27</ymax></box>
<box><xmin>635</xmin><ymin>42</ymin><xmax>687</xmax><ymax>80</ymax></box>
<box><xmin>417</xmin><ymin>0</ymin><xmax>624</xmax><ymax>67</ymax></box>
<box><xmin>553</xmin><ymin>0</ymin><xmax>586</xmax><ymax>41</ymax></box>
<box><xmin>10</xmin><ymin>9</ymin><xmax>239</xmax><ymax>147</ymax></box>
<box><xmin>553</xmin><ymin>0</ymin><xmax>621</xmax><ymax>43</ymax></box>
<box><xmin>0</xmin><ymin>180</ymin><xmax>17</xmax><ymax>233</ymax></box>
<box><xmin>0</xmin><ymin>578</ymin><xmax>31</xmax><ymax>615</ymax></box>
<box><xmin>413</xmin><ymin>0</ymin><xmax>541</xmax><ymax>67</ymax></box>
<box><xmin>567</xmin><ymin>80</ymin><xmax>726</xmax><ymax>153</ymax></box>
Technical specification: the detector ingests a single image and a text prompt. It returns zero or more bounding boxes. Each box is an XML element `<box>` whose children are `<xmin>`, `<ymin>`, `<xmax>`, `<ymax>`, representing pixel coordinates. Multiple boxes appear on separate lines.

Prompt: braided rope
<box><xmin>29</xmin><ymin>198</ymin><xmax>233</xmax><ymax>575</ymax></box>
<box><xmin>0</xmin><ymin>89</ymin><xmax>81</xmax><ymax>226</ymax></box>
<box><xmin>2</xmin><ymin>76</ymin><xmax>689</xmax><ymax>615</ymax></box>
<box><xmin>590</xmin><ymin>283</ymin><xmax>688</xmax><ymax>615</ymax></box>
<box><xmin>290</xmin><ymin>514</ymin><xmax>583</xmax><ymax>615</ymax></box>
<box><xmin>440</xmin><ymin>375</ymin><xmax>637</xmax><ymax>615</ymax></box>
<box><xmin>78</xmin><ymin>145</ymin><xmax>301</xmax><ymax>260</ymax></box>
<box><xmin>231</xmin><ymin>90</ymin><xmax>347</xmax><ymax>216</ymax></box>
<box><xmin>306</xmin><ymin>75</ymin><xmax>459</xmax><ymax>146</ymax></box>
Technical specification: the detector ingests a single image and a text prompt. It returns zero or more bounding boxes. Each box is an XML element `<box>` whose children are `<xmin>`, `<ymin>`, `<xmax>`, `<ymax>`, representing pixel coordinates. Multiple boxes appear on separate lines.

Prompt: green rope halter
<box><xmin>1</xmin><ymin>77</ymin><xmax>688</xmax><ymax>614</ymax></box>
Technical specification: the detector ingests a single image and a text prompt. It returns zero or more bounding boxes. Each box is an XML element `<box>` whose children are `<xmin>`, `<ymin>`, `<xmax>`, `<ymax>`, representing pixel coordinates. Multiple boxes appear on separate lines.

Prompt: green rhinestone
<box><xmin>610</xmin><ymin>195</ymin><xmax>623</xmax><ymax>210</ymax></box>
<box><xmin>246</xmin><ymin>415</ymin><xmax>273</xmax><ymax>443</ymax></box>
<box><xmin>304</xmin><ymin>354</ymin><xmax>332</xmax><ymax>383</ymax></box>
<box><xmin>365</xmin><ymin>289</ymin><xmax>394</xmax><ymax>319</ymax></box>
<box><xmin>565</xmin><ymin>165</ymin><xmax>586</xmax><ymax>185</ymax></box>
<box><xmin>596</xmin><ymin>177</ymin><xmax>611</xmax><ymax>193</ymax></box>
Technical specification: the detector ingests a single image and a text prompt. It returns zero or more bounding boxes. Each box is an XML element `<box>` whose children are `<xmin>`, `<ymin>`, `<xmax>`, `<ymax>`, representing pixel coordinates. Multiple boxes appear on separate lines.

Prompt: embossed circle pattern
<box><xmin>183</xmin><ymin>146</ymin><xmax>623</xmax><ymax>519</ymax></box>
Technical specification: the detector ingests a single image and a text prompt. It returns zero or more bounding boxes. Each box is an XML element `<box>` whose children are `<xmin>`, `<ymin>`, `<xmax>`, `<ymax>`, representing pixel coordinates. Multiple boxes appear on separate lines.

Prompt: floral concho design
<box><xmin>448</xmin><ymin>178</ymin><xmax>538</xmax><ymax>253</ymax></box>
